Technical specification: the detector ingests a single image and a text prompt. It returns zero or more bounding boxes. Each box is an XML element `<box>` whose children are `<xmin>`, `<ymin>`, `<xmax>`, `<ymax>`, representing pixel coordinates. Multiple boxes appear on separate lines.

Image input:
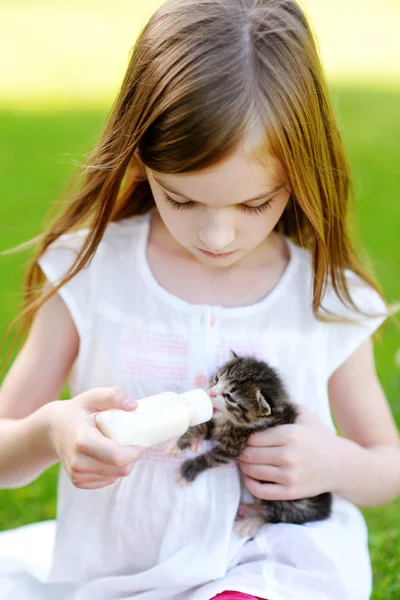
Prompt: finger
<box><xmin>243</xmin><ymin>475</ymin><xmax>292</xmax><ymax>501</ymax></box>
<box><xmin>239</xmin><ymin>445</ymin><xmax>283</xmax><ymax>466</ymax></box>
<box><xmin>71</xmin><ymin>455</ymin><xmax>135</xmax><ymax>478</ymax></box>
<box><xmin>246</xmin><ymin>424</ymin><xmax>293</xmax><ymax>447</ymax></box>
<box><xmin>74</xmin><ymin>478</ymin><xmax>119</xmax><ymax>490</ymax></box>
<box><xmin>295</xmin><ymin>405</ymin><xmax>319</xmax><ymax>425</ymax></box>
<box><xmin>79</xmin><ymin>387</ymin><xmax>137</xmax><ymax>412</ymax></box>
<box><xmin>239</xmin><ymin>462</ymin><xmax>285</xmax><ymax>484</ymax></box>
<box><xmin>77</xmin><ymin>428</ymin><xmax>144</xmax><ymax>465</ymax></box>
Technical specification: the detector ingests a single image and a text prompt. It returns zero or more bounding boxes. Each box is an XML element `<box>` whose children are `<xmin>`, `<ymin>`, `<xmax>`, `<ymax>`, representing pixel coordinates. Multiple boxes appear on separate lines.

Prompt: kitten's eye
<box><xmin>225</xmin><ymin>393</ymin><xmax>236</xmax><ymax>404</ymax></box>
<box><xmin>214</xmin><ymin>374</ymin><xmax>219</xmax><ymax>383</ymax></box>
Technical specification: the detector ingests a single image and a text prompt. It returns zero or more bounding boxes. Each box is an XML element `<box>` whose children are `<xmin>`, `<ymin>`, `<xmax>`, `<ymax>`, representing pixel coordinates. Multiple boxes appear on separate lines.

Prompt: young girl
<box><xmin>0</xmin><ymin>0</ymin><xmax>398</xmax><ymax>598</ymax></box>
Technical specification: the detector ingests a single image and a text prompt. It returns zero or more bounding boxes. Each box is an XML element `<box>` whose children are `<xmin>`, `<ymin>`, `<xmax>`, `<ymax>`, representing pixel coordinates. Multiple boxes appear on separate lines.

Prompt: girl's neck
<box><xmin>146</xmin><ymin>210</ymin><xmax>291</xmax><ymax>308</ymax></box>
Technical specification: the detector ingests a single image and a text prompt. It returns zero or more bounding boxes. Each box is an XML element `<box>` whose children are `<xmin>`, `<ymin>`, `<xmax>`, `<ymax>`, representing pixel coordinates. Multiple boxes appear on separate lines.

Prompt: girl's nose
<box><xmin>198</xmin><ymin>219</ymin><xmax>235</xmax><ymax>251</ymax></box>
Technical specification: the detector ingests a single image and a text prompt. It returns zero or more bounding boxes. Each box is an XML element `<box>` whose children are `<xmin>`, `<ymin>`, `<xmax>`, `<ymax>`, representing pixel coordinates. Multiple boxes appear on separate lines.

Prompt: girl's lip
<box><xmin>198</xmin><ymin>248</ymin><xmax>236</xmax><ymax>258</ymax></box>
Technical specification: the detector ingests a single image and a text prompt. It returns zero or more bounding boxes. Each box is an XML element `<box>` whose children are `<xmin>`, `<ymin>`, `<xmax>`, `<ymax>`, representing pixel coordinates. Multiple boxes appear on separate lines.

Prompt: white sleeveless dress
<box><xmin>0</xmin><ymin>213</ymin><xmax>387</xmax><ymax>599</ymax></box>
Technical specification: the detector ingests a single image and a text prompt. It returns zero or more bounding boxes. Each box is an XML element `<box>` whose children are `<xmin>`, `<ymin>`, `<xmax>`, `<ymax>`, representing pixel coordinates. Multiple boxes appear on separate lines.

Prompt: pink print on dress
<box><xmin>194</xmin><ymin>374</ymin><xmax>208</xmax><ymax>388</ymax></box>
<box><xmin>124</xmin><ymin>331</ymin><xmax>189</xmax><ymax>356</ymax></box>
<box><xmin>142</xmin><ymin>442</ymin><xmax>236</xmax><ymax>467</ymax></box>
<box><xmin>122</xmin><ymin>330</ymin><xmax>189</xmax><ymax>382</ymax></box>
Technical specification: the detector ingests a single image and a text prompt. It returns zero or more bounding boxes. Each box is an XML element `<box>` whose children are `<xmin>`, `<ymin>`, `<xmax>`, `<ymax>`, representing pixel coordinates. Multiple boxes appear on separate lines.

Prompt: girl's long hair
<box><xmin>15</xmin><ymin>0</ymin><xmax>384</xmax><ymax>337</ymax></box>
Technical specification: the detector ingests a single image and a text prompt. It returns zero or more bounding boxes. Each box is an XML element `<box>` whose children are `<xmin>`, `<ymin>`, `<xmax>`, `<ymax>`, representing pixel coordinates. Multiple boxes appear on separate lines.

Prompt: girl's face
<box><xmin>145</xmin><ymin>148</ymin><xmax>290</xmax><ymax>268</ymax></box>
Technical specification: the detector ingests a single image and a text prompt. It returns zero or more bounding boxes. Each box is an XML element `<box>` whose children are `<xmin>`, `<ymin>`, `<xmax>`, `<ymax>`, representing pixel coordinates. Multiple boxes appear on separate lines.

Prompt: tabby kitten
<box><xmin>175</xmin><ymin>353</ymin><xmax>332</xmax><ymax>531</ymax></box>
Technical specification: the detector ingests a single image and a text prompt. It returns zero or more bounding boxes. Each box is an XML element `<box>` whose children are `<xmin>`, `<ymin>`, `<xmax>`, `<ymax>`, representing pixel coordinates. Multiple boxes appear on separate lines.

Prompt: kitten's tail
<box><xmin>261</xmin><ymin>493</ymin><xmax>332</xmax><ymax>525</ymax></box>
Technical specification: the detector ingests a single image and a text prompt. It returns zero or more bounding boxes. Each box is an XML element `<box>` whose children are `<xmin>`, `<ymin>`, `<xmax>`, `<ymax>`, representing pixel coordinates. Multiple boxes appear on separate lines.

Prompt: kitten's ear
<box><xmin>229</xmin><ymin>350</ymin><xmax>239</xmax><ymax>360</ymax></box>
<box><xmin>256</xmin><ymin>389</ymin><xmax>272</xmax><ymax>416</ymax></box>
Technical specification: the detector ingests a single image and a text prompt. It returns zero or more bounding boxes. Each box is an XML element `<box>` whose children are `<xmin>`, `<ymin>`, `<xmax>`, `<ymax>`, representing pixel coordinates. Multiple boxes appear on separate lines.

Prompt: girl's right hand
<box><xmin>45</xmin><ymin>387</ymin><xmax>143</xmax><ymax>490</ymax></box>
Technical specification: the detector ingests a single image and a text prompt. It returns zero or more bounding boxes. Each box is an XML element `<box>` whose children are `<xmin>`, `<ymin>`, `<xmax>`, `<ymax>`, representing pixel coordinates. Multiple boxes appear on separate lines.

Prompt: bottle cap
<box><xmin>179</xmin><ymin>389</ymin><xmax>213</xmax><ymax>426</ymax></box>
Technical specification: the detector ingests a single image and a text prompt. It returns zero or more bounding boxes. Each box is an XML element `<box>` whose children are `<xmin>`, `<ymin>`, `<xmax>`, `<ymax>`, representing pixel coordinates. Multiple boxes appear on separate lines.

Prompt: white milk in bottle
<box><xmin>96</xmin><ymin>389</ymin><xmax>213</xmax><ymax>447</ymax></box>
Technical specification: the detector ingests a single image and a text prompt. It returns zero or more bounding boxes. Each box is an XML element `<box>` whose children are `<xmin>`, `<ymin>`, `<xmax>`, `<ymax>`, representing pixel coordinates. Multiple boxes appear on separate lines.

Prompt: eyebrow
<box><xmin>152</xmin><ymin>176</ymin><xmax>284</xmax><ymax>204</ymax></box>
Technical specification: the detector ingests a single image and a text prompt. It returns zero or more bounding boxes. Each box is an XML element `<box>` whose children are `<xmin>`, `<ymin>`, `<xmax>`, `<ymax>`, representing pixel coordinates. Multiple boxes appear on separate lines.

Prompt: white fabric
<box><xmin>0</xmin><ymin>213</ymin><xmax>387</xmax><ymax>599</ymax></box>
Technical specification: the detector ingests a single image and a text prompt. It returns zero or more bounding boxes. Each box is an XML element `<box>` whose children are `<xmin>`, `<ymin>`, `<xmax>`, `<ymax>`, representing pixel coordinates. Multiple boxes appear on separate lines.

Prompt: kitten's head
<box><xmin>209</xmin><ymin>352</ymin><xmax>296</xmax><ymax>428</ymax></box>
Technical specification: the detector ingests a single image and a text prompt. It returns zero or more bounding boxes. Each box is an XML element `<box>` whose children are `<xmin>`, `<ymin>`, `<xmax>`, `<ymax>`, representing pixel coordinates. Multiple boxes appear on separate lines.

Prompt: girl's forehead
<box><xmin>148</xmin><ymin>149</ymin><xmax>286</xmax><ymax>206</ymax></box>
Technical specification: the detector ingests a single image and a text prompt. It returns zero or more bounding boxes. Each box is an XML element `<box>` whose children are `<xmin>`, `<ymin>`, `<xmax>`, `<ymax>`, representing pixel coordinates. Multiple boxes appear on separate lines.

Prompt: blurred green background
<box><xmin>0</xmin><ymin>1</ymin><xmax>399</xmax><ymax>598</ymax></box>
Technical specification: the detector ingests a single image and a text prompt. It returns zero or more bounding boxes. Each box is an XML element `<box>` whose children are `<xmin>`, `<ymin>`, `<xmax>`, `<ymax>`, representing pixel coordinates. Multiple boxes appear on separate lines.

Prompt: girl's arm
<box><xmin>327</xmin><ymin>337</ymin><xmax>400</xmax><ymax>506</ymax></box>
<box><xmin>0</xmin><ymin>292</ymin><xmax>143</xmax><ymax>490</ymax></box>
<box><xmin>239</xmin><ymin>338</ymin><xmax>400</xmax><ymax>507</ymax></box>
<box><xmin>0</xmin><ymin>292</ymin><xmax>79</xmax><ymax>487</ymax></box>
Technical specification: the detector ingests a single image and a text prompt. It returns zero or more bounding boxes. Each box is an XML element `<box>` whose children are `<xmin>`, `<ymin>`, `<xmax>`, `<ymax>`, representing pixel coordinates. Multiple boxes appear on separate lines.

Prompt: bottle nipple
<box><xmin>179</xmin><ymin>389</ymin><xmax>213</xmax><ymax>426</ymax></box>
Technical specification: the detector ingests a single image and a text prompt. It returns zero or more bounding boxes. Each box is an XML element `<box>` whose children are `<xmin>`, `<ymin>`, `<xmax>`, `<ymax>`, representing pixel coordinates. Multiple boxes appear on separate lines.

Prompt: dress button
<box><xmin>210</xmin><ymin>315</ymin><xmax>216</xmax><ymax>327</ymax></box>
<box><xmin>194</xmin><ymin>374</ymin><xmax>208</xmax><ymax>388</ymax></box>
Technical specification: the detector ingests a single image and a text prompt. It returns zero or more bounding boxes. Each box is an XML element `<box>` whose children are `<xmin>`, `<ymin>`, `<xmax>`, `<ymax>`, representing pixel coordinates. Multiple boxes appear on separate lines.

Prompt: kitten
<box><xmin>174</xmin><ymin>353</ymin><xmax>332</xmax><ymax>533</ymax></box>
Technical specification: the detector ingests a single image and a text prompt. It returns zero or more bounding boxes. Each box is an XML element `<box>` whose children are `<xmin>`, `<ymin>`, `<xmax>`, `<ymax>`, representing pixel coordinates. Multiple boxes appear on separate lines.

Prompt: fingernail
<box><xmin>114</xmin><ymin>388</ymin><xmax>127</xmax><ymax>400</ymax></box>
<box><xmin>122</xmin><ymin>397</ymin><xmax>137</xmax><ymax>409</ymax></box>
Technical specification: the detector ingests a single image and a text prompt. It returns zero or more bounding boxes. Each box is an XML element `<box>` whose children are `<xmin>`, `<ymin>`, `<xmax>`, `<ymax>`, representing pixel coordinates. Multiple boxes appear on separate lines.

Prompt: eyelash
<box><xmin>161</xmin><ymin>192</ymin><xmax>275</xmax><ymax>215</ymax></box>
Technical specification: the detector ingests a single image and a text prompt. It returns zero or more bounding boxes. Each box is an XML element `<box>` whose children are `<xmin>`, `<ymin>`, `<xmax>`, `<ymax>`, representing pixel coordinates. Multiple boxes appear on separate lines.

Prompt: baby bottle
<box><xmin>96</xmin><ymin>389</ymin><xmax>213</xmax><ymax>447</ymax></box>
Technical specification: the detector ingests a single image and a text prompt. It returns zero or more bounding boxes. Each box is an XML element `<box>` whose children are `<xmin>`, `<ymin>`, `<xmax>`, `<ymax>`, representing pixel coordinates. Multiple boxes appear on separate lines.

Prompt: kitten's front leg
<box><xmin>165</xmin><ymin>422</ymin><xmax>214</xmax><ymax>456</ymax></box>
<box><xmin>179</xmin><ymin>446</ymin><xmax>230</xmax><ymax>484</ymax></box>
<box><xmin>178</xmin><ymin>439</ymin><xmax>244</xmax><ymax>485</ymax></box>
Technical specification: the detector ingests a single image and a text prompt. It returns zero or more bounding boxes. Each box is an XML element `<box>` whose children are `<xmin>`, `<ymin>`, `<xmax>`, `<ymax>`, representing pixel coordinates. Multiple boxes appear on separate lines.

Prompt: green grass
<box><xmin>0</xmin><ymin>87</ymin><xmax>399</xmax><ymax>597</ymax></box>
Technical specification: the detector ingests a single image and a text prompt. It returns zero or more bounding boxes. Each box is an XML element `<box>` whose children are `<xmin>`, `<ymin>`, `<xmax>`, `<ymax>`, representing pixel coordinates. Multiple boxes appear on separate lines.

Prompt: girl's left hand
<box><xmin>238</xmin><ymin>406</ymin><xmax>340</xmax><ymax>501</ymax></box>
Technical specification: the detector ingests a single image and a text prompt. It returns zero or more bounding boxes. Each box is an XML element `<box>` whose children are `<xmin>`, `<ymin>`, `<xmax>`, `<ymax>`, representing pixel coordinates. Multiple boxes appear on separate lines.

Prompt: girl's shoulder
<box><xmin>287</xmin><ymin>238</ymin><xmax>386</xmax><ymax>321</ymax></box>
<box><xmin>46</xmin><ymin>214</ymin><xmax>146</xmax><ymax>258</ymax></box>
<box><xmin>287</xmin><ymin>241</ymin><xmax>388</xmax><ymax>377</ymax></box>
<box><xmin>321</xmin><ymin>270</ymin><xmax>387</xmax><ymax>322</ymax></box>
<box><xmin>38</xmin><ymin>214</ymin><xmax>148</xmax><ymax>284</ymax></box>
<box><xmin>99</xmin><ymin>214</ymin><xmax>147</xmax><ymax>255</ymax></box>
<box><xmin>37</xmin><ymin>215</ymin><xmax>148</xmax><ymax>334</ymax></box>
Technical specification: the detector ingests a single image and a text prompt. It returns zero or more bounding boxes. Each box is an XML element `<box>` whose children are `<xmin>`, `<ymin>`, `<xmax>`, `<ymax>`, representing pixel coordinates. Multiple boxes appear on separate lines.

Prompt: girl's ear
<box><xmin>229</xmin><ymin>350</ymin><xmax>239</xmax><ymax>360</ymax></box>
<box><xmin>256</xmin><ymin>389</ymin><xmax>272</xmax><ymax>416</ymax></box>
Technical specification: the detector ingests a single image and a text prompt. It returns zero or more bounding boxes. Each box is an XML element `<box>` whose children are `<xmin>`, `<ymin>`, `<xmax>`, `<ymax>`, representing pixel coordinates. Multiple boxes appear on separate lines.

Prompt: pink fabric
<box><xmin>211</xmin><ymin>593</ymin><xmax>264</xmax><ymax>599</ymax></box>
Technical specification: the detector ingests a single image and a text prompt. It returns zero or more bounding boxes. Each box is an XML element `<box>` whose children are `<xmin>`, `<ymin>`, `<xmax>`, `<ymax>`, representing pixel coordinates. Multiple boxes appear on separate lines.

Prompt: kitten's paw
<box><xmin>176</xmin><ymin>460</ymin><xmax>199</xmax><ymax>486</ymax></box>
<box><xmin>175</xmin><ymin>470</ymin><xmax>191</xmax><ymax>487</ymax></box>
<box><xmin>164</xmin><ymin>439</ymin><xmax>182</xmax><ymax>457</ymax></box>
<box><xmin>190</xmin><ymin>439</ymin><xmax>206</xmax><ymax>454</ymax></box>
<box><xmin>235</xmin><ymin>501</ymin><xmax>260</xmax><ymax>521</ymax></box>
<box><xmin>234</xmin><ymin>516</ymin><xmax>265</xmax><ymax>538</ymax></box>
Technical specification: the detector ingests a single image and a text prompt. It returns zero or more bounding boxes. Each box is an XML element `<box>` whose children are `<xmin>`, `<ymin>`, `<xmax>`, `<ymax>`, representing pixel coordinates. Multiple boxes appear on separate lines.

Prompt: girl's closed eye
<box><xmin>161</xmin><ymin>191</ymin><xmax>275</xmax><ymax>215</ymax></box>
<box><xmin>240</xmin><ymin>199</ymin><xmax>274</xmax><ymax>215</ymax></box>
<box><xmin>162</xmin><ymin>192</ymin><xmax>196</xmax><ymax>212</ymax></box>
